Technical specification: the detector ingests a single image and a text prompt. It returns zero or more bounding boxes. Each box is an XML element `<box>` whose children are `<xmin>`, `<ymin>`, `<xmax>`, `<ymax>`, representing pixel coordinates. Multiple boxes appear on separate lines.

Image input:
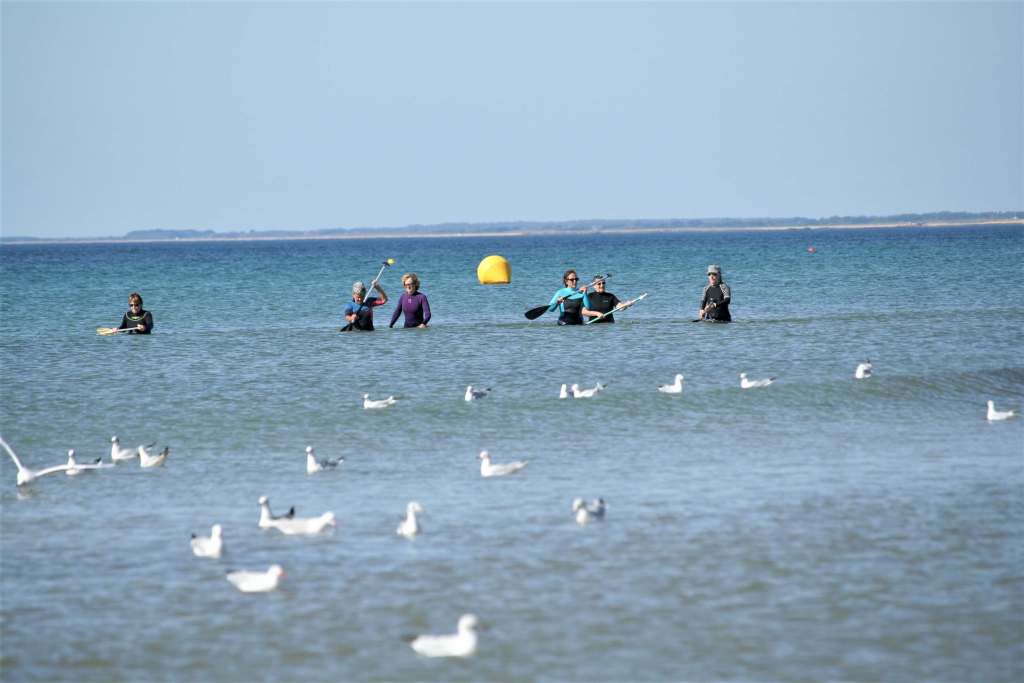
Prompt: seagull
<box><xmin>657</xmin><ymin>374</ymin><xmax>685</xmax><ymax>394</ymax></box>
<box><xmin>987</xmin><ymin>400</ymin><xmax>1017</xmax><ymax>421</ymax></box>
<box><xmin>110</xmin><ymin>436</ymin><xmax>137</xmax><ymax>462</ymax></box>
<box><xmin>571</xmin><ymin>382</ymin><xmax>606</xmax><ymax>399</ymax></box>
<box><xmin>226</xmin><ymin>565</ymin><xmax>284</xmax><ymax>593</ymax></box>
<box><xmin>407</xmin><ymin>614</ymin><xmax>480</xmax><ymax>658</ymax></box>
<box><xmin>855</xmin><ymin>360</ymin><xmax>873</xmax><ymax>379</ymax></box>
<box><xmin>64</xmin><ymin>449</ymin><xmax>112</xmax><ymax>476</ymax></box>
<box><xmin>572</xmin><ymin>498</ymin><xmax>607</xmax><ymax>526</ymax></box>
<box><xmin>478</xmin><ymin>450</ymin><xmax>528</xmax><ymax>477</ymax></box>
<box><xmin>191</xmin><ymin>524</ymin><xmax>224</xmax><ymax>559</ymax></box>
<box><xmin>465</xmin><ymin>385</ymin><xmax>491</xmax><ymax>401</ymax></box>
<box><xmin>363</xmin><ymin>393</ymin><xmax>397</xmax><ymax>410</ymax></box>
<box><xmin>257</xmin><ymin>496</ymin><xmax>335</xmax><ymax>535</ymax></box>
<box><xmin>397</xmin><ymin>501</ymin><xmax>424</xmax><ymax>538</ymax></box>
<box><xmin>256</xmin><ymin>496</ymin><xmax>296</xmax><ymax>527</ymax></box>
<box><xmin>138</xmin><ymin>444</ymin><xmax>168</xmax><ymax>468</ymax></box>
<box><xmin>740</xmin><ymin>373</ymin><xmax>775</xmax><ymax>389</ymax></box>
<box><xmin>1</xmin><ymin>436</ymin><xmax>75</xmax><ymax>486</ymax></box>
<box><xmin>559</xmin><ymin>383</ymin><xmax>569</xmax><ymax>399</ymax></box>
<box><xmin>306</xmin><ymin>446</ymin><xmax>343</xmax><ymax>474</ymax></box>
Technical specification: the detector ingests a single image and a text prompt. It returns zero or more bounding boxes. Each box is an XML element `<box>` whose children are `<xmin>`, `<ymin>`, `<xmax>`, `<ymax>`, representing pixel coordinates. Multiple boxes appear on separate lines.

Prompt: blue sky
<box><xmin>3</xmin><ymin>1</ymin><xmax>1021</xmax><ymax>238</ymax></box>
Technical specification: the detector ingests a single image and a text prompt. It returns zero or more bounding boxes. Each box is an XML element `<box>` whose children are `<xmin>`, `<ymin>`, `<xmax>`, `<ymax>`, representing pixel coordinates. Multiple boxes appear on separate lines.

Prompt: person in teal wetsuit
<box><xmin>548</xmin><ymin>269</ymin><xmax>592</xmax><ymax>326</ymax></box>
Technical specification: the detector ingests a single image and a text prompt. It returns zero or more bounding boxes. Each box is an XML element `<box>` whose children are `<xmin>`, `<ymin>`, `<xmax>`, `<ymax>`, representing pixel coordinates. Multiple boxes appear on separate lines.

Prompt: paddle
<box><xmin>341</xmin><ymin>258</ymin><xmax>395</xmax><ymax>331</ymax></box>
<box><xmin>692</xmin><ymin>301</ymin><xmax>718</xmax><ymax>322</ymax></box>
<box><xmin>524</xmin><ymin>273</ymin><xmax>612</xmax><ymax>320</ymax></box>
<box><xmin>96</xmin><ymin>326</ymin><xmax>137</xmax><ymax>336</ymax></box>
<box><xmin>584</xmin><ymin>292</ymin><xmax>648</xmax><ymax>325</ymax></box>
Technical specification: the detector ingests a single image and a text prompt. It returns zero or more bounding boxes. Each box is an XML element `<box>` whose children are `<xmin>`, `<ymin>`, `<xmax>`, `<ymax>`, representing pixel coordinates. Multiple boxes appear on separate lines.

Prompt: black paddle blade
<box><xmin>524</xmin><ymin>305</ymin><xmax>550</xmax><ymax>320</ymax></box>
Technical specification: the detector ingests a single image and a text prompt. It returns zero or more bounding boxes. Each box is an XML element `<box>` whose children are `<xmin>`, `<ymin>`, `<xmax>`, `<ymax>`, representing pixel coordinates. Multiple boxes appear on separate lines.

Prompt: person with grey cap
<box><xmin>698</xmin><ymin>265</ymin><xmax>731</xmax><ymax>322</ymax></box>
<box><xmin>342</xmin><ymin>279</ymin><xmax>388</xmax><ymax>331</ymax></box>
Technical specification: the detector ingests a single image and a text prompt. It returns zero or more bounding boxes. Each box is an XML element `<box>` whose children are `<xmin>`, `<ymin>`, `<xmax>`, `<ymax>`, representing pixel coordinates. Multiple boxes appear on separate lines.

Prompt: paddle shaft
<box><xmin>585</xmin><ymin>292</ymin><xmax>647</xmax><ymax>325</ymax></box>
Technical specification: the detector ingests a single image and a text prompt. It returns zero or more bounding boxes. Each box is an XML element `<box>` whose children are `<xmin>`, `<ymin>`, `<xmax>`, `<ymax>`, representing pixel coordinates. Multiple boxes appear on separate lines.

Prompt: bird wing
<box><xmin>33</xmin><ymin>464</ymin><xmax>76</xmax><ymax>478</ymax></box>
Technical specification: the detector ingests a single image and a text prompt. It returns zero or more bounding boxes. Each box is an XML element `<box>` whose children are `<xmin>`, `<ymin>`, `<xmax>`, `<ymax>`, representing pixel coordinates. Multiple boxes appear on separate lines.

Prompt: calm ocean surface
<box><xmin>1</xmin><ymin>225</ymin><xmax>1022</xmax><ymax>681</ymax></box>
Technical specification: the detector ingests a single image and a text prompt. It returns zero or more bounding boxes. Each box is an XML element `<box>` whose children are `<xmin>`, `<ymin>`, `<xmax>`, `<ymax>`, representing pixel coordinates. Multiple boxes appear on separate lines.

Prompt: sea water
<box><xmin>1</xmin><ymin>225</ymin><xmax>1022</xmax><ymax>681</ymax></box>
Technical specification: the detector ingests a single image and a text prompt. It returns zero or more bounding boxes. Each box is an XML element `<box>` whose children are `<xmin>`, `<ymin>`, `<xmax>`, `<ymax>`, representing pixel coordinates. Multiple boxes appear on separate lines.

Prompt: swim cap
<box><xmin>707</xmin><ymin>264</ymin><xmax>721</xmax><ymax>275</ymax></box>
<box><xmin>352</xmin><ymin>281</ymin><xmax>366</xmax><ymax>295</ymax></box>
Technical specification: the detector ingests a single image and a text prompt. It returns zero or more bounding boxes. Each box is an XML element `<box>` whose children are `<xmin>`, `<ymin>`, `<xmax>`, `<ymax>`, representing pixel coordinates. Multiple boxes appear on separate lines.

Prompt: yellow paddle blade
<box><xmin>96</xmin><ymin>327</ymin><xmax>119</xmax><ymax>336</ymax></box>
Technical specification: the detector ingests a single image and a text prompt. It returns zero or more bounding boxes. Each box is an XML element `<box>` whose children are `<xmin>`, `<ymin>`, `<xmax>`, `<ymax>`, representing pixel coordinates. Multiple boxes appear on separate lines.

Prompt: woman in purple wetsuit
<box><xmin>389</xmin><ymin>273</ymin><xmax>432</xmax><ymax>328</ymax></box>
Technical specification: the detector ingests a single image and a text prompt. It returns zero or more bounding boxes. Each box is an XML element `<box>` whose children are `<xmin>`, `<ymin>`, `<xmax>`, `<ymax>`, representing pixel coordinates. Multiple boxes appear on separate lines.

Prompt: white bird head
<box><xmin>111</xmin><ymin>436</ymin><xmax>119</xmax><ymax>444</ymax></box>
<box><xmin>407</xmin><ymin>501</ymin><xmax>424</xmax><ymax>514</ymax></box>
<box><xmin>306</xmin><ymin>446</ymin><xmax>314</xmax><ymax>454</ymax></box>
<box><xmin>268</xmin><ymin>564</ymin><xmax>285</xmax><ymax>579</ymax></box>
<box><xmin>258</xmin><ymin>495</ymin><xmax>269</xmax><ymax>505</ymax></box>
<box><xmin>571</xmin><ymin>498</ymin><xmax>584</xmax><ymax>511</ymax></box>
<box><xmin>321</xmin><ymin>512</ymin><xmax>337</xmax><ymax>526</ymax></box>
<box><xmin>458</xmin><ymin>614</ymin><xmax>479</xmax><ymax>633</ymax></box>
<box><xmin>362</xmin><ymin>393</ymin><xmax>370</xmax><ymax>400</ymax></box>
<box><xmin>739</xmin><ymin>373</ymin><xmax>747</xmax><ymax>379</ymax></box>
<box><xmin>478</xmin><ymin>450</ymin><xmax>490</xmax><ymax>461</ymax></box>
<box><xmin>987</xmin><ymin>400</ymin><xmax>994</xmax><ymax>408</ymax></box>
<box><xmin>675</xmin><ymin>374</ymin><xmax>684</xmax><ymax>382</ymax></box>
<box><xmin>211</xmin><ymin>524</ymin><xmax>223</xmax><ymax>537</ymax></box>
<box><xmin>571</xmin><ymin>383</ymin><xmax>580</xmax><ymax>392</ymax></box>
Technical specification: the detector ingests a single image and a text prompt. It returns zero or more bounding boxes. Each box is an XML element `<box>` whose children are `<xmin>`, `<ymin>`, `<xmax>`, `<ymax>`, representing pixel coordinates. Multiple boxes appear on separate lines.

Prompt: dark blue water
<box><xmin>1</xmin><ymin>225</ymin><xmax>1022</xmax><ymax>681</ymax></box>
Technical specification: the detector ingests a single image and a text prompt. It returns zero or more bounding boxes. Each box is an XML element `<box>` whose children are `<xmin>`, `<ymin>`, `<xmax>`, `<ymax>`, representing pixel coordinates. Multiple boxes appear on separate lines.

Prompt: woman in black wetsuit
<box><xmin>698</xmin><ymin>264</ymin><xmax>731</xmax><ymax>322</ymax></box>
<box><xmin>117</xmin><ymin>292</ymin><xmax>154</xmax><ymax>334</ymax></box>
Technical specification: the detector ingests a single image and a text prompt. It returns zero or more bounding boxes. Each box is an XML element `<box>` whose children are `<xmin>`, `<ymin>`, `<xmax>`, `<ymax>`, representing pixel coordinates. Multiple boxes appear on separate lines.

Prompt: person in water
<box><xmin>582</xmin><ymin>275</ymin><xmax>621</xmax><ymax>323</ymax></box>
<box><xmin>117</xmin><ymin>292</ymin><xmax>154</xmax><ymax>334</ymax></box>
<box><xmin>698</xmin><ymin>264</ymin><xmax>731</xmax><ymax>322</ymax></box>
<box><xmin>342</xmin><ymin>280</ymin><xmax>388</xmax><ymax>331</ymax></box>
<box><xmin>548</xmin><ymin>269</ymin><xmax>591</xmax><ymax>325</ymax></box>
<box><xmin>389</xmin><ymin>273</ymin><xmax>431</xmax><ymax>329</ymax></box>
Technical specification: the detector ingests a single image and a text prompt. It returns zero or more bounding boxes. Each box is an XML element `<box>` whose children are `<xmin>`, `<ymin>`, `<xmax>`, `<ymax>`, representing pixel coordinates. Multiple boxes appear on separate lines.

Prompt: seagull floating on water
<box><xmin>854</xmin><ymin>360</ymin><xmax>873</xmax><ymax>379</ymax></box>
<box><xmin>465</xmin><ymin>385</ymin><xmax>491</xmax><ymax>401</ymax></box>
<box><xmin>191</xmin><ymin>524</ymin><xmax>224</xmax><ymax>559</ymax></box>
<box><xmin>64</xmin><ymin>449</ymin><xmax>112</xmax><ymax>476</ymax></box>
<box><xmin>256</xmin><ymin>496</ymin><xmax>296</xmax><ymax>527</ymax></box>
<box><xmin>571</xmin><ymin>382</ymin><xmax>606</xmax><ymax>399</ymax></box>
<box><xmin>478</xmin><ymin>450</ymin><xmax>528</xmax><ymax>477</ymax></box>
<box><xmin>987</xmin><ymin>400</ymin><xmax>1017</xmax><ymax>421</ymax></box>
<box><xmin>110</xmin><ymin>436</ymin><xmax>137</xmax><ymax>462</ymax></box>
<box><xmin>226</xmin><ymin>564</ymin><xmax>284</xmax><ymax>593</ymax></box>
<box><xmin>572</xmin><ymin>498</ymin><xmax>607</xmax><ymax>526</ymax></box>
<box><xmin>559</xmin><ymin>383</ymin><xmax>569</xmax><ymax>399</ymax></box>
<box><xmin>257</xmin><ymin>496</ymin><xmax>335</xmax><ymax>535</ymax></box>
<box><xmin>397</xmin><ymin>501</ymin><xmax>424</xmax><ymax>538</ymax></box>
<box><xmin>138</xmin><ymin>444</ymin><xmax>168</xmax><ymax>468</ymax></box>
<box><xmin>740</xmin><ymin>373</ymin><xmax>775</xmax><ymax>389</ymax></box>
<box><xmin>363</xmin><ymin>394</ymin><xmax>397</xmax><ymax>410</ymax></box>
<box><xmin>407</xmin><ymin>614</ymin><xmax>480</xmax><ymax>658</ymax></box>
<box><xmin>657</xmin><ymin>374</ymin><xmax>685</xmax><ymax>394</ymax></box>
<box><xmin>1</xmin><ymin>437</ymin><xmax>75</xmax><ymax>486</ymax></box>
<box><xmin>306</xmin><ymin>446</ymin><xmax>343</xmax><ymax>474</ymax></box>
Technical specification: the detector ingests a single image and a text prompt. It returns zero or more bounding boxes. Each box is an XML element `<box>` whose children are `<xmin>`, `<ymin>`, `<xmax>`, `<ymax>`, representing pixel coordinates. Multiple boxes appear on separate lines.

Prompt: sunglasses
<box><xmin>708</xmin><ymin>272</ymin><xmax>719</xmax><ymax>277</ymax></box>
<box><xmin>565</xmin><ymin>278</ymin><xmax>578</xmax><ymax>282</ymax></box>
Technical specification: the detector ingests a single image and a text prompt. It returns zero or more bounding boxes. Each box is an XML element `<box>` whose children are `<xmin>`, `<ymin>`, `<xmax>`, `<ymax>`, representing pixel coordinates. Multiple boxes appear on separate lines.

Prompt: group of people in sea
<box><xmin>544</xmin><ymin>264</ymin><xmax>731</xmax><ymax>325</ymax></box>
<box><xmin>112</xmin><ymin>265</ymin><xmax>732</xmax><ymax>334</ymax></box>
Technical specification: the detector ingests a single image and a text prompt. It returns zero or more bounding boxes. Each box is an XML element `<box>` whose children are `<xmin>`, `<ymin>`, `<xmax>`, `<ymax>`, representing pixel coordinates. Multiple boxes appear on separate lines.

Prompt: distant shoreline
<box><xmin>2</xmin><ymin>218</ymin><xmax>1021</xmax><ymax>246</ymax></box>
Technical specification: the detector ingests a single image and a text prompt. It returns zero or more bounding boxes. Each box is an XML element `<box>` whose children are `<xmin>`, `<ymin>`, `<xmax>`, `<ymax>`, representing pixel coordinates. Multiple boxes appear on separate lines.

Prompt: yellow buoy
<box><xmin>477</xmin><ymin>255</ymin><xmax>511</xmax><ymax>284</ymax></box>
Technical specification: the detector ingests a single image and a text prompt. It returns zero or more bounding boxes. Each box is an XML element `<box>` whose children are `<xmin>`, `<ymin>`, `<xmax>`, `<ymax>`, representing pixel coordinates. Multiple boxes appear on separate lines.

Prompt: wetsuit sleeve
<box><xmin>420</xmin><ymin>294</ymin><xmax>431</xmax><ymax>325</ymax></box>
<box><xmin>700</xmin><ymin>285</ymin><xmax>710</xmax><ymax>309</ymax></box>
<box><xmin>581</xmin><ymin>292</ymin><xmax>591</xmax><ymax>308</ymax></box>
<box><xmin>548</xmin><ymin>290</ymin><xmax>562</xmax><ymax>312</ymax></box>
<box><xmin>389</xmin><ymin>296</ymin><xmax>403</xmax><ymax>328</ymax></box>
<box><xmin>719</xmin><ymin>283</ymin><xmax>731</xmax><ymax>304</ymax></box>
<box><xmin>139</xmin><ymin>311</ymin><xmax>154</xmax><ymax>334</ymax></box>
